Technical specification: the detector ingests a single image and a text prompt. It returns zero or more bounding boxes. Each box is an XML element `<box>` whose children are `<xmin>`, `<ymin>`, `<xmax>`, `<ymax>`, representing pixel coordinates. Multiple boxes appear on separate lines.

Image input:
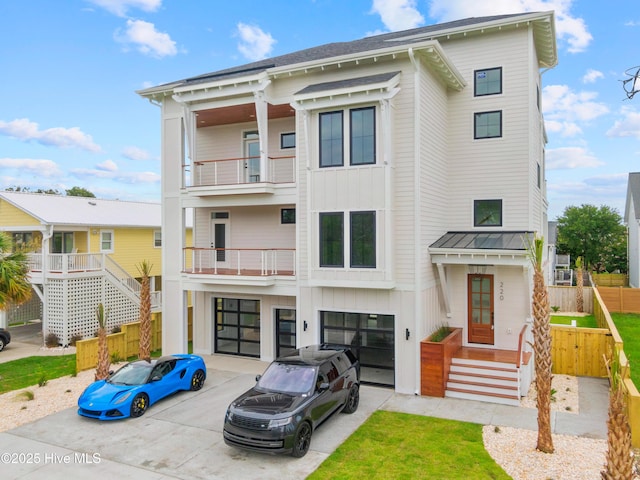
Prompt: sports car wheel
<box><xmin>190</xmin><ymin>369</ymin><xmax>205</xmax><ymax>391</ymax></box>
<box><xmin>342</xmin><ymin>384</ymin><xmax>360</xmax><ymax>414</ymax></box>
<box><xmin>130</xmin><ymin>393</ymin><xmax>149</xmax><ymax>418</ymax></box>
<box><xmin>291</xmin><ymin>421</ymin><xmax>312</xmax><ymax>458</ymax></box>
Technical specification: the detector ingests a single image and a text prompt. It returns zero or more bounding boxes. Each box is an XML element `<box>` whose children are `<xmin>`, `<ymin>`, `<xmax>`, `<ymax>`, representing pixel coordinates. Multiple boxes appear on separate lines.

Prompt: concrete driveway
<box><xmin>0</xmin><ymin>357</ymin><xmax>393</xmax><ymax>479</ymax></box>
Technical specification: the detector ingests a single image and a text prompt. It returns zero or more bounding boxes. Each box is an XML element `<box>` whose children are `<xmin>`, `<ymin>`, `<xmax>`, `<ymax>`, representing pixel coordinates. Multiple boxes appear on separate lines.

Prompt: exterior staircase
<box><xmin>445</xmin><ymin>356</ymin><xmax>521</xmax><ymax>406</ymax></box>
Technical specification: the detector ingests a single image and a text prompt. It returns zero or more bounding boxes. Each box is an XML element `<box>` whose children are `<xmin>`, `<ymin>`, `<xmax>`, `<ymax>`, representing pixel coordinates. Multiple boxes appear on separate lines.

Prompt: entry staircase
<box><xmin>25</xmin><ymin>253</ymin><xmax>161</xmax><ymax>346</ymax></box>
<box><xmin>445</xmin><ymin>355</ymin><xmax>521</xmax><ymax>406</ymax></box>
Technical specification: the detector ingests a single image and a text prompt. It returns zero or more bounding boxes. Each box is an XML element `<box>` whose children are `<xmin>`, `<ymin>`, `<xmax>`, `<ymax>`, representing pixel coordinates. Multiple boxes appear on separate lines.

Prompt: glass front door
<box><xmin>244</xmin><ymin>131</ymin><xmax>260</xmax><ymax>183</ymax></box>
<box><xmin>275</xmin><ymin>308</ymin><xmax>296</xmax><ymax>357</ymax></box>
<box><xmin>468</xmin><ymin>274</ymin><xmax>494</xmax><ymax>344</ymax></box>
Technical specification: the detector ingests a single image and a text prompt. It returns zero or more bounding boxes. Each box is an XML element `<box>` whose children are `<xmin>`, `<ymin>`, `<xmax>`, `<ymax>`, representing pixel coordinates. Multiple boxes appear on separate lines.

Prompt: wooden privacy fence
<box><xmin>551</xmin><ymin>325</ymin><xmax>611</xmax><ymax>377</ymax></box>
<box><xmin>76</xmin><ymin>314</ymin><xmax>162</xmax><ymax>372</ymax></box>
<box><xmin>592</xmin><ymin>273</ymin><xmax>628</xmax><ymax>287</ymax></box>
<box><xmin>548</xmin><ymin>286</ymin><xmax>593</xmax><ymax>313</ymax></box>
<box><xmin>597</xmin><ymin>287</ymin><xmax>640</xmax><ymax>313</ymax></box>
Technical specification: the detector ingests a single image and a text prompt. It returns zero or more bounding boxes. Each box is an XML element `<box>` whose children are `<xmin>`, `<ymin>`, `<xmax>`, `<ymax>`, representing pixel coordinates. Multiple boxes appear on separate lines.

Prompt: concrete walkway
<box><xmin>0</xmin><ymin>354</ymin><xmax>609</xmax><ymax>479</ymax></box>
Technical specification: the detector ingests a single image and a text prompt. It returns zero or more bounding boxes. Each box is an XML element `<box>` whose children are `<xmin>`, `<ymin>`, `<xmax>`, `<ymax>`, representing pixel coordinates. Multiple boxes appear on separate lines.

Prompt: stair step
<box><xmin>447</xmin><ymin>380</ymin><xmax>518</xmax><ymax>396</ymax></box>
<box><xmin>450</xmin><ymin>364</ymin><xmax>518</xmax><ymax>378</ymax></box>
<box><xmin>448</xmin><ymin>373</ymin><xmax>518</xmax><ymax>387</ymax></box>
<box><xmin>446</xmin><ymin>388</ymin><xmax>520</xmax><ymax>407</ymax></box>
<box><xmin>451</xmin><ymin>358</ymin><xmax>518</xmax><ymax>372</ymax></box>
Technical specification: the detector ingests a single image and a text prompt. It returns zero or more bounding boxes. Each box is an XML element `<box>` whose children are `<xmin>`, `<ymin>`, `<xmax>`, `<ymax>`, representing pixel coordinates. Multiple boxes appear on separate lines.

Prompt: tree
<box><xmin>528</xmin><ymin>234</ymin><xmax>554</xmax><ymax>454</ymax></box>
<box><xmin>601</xmin><ymin>356</ymin><xmax>633</xmax><ymax>479</ymax></box>
<box><xmin>0</xmin><ymin>232</ymin><xmax>32</xmax><ymax>311</ymax></box>
<box><xmin>66</xmin><ymin>186</ymin><xmax>95</xmax><ymax>197</ymax></box>
<box><xmin>136</xmin><ymin>260</ymin><xmax>153</xmax><ymax>362</ymax></box>
<box><xmin>556</xmin><ymin>205</ymin><xmax>627</xmax><ymax>273</ymax></box>
<box><xmin>95</xmin><ymin>303</ymin><xmax>110</xmax><ymax>381</ymax></box>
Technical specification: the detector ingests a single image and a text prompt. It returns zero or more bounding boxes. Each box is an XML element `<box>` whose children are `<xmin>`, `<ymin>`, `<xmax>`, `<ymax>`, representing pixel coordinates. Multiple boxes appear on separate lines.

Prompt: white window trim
<box><xmin>100</xmin><ymin>229</ymin><xmax>115</xmax><ymax>253</ymax></box>
<box><xmin>153</xmin><ymin>230</ymin><xmax>162</xmax><ymax>248</ymax></box>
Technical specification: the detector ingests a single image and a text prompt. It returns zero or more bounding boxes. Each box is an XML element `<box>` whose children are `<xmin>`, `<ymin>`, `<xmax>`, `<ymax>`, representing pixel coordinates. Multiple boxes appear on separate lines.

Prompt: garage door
<box><xmin>320</xmin><ymin>311</ymin><xmax>394</xmax><ymax>387</ymax></box>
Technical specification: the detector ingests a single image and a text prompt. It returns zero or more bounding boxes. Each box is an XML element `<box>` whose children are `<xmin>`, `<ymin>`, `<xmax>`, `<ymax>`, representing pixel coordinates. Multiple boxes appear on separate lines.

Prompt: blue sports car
<box><xmin>78</xmin><ymin>354</ymin><xmax>206</xmax><ymax>420</ymax></box>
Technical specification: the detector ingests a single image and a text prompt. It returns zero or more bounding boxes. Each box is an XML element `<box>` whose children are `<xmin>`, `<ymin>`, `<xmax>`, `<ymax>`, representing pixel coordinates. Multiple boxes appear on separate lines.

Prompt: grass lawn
<box><xmin>308</xmin><ymin>411</ymin><xmax>510</xmax><ymax>480</ymax></box>
<box><xmin>0</xmin><ymin>355</ymin><xmax>77</xmax><ymax>394</ymax></box>
<box><xmin>550</xmin><ymin>314</ymin><xmax>598</xmax><ymax>328</ymax></box>
<box><xmin>611</xmin><ymin>313</ymin><xmax>640</xmax><ymax>388</ymax></box>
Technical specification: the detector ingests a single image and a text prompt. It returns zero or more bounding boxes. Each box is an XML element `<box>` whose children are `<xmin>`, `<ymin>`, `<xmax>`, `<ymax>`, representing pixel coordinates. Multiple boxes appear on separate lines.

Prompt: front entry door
<box><xmin>468</xmin><ymin>274</ymin><xmax>494</xmax><ymax>345</ymax></box>
<box><xmin>244</xmin><ymin>131</ymin><xmax>260</xmax><ymax>183</ymax></box>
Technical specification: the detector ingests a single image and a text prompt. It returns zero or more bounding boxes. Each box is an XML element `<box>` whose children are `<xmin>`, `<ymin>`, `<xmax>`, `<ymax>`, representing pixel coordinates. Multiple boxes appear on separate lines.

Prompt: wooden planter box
<box><xmin>420</xmin><ymin>327</ymin><xmax>462</xmax><ymax>397</ymax></box>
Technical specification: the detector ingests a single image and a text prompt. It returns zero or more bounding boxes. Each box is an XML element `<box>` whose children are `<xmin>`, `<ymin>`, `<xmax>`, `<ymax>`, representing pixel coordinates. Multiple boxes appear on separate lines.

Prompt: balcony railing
<box><xmin>184</xmin><ymin>247</ymin><xmax>296</xmax><ymax>276</ymax></box>
<box><xmin>191</xmin><ymin>155</ymin><xmax>295</xmax><ymax>188</ymax></box>
<box><xmin>27</xmin><ymin>253</ymin><xmax>103</xmax><ymax>274</ymax></box>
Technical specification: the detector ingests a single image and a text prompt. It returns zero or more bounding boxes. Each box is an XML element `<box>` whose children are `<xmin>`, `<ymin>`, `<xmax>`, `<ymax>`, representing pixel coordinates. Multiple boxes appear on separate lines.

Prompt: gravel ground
<box><xmin>0</xmin><ymin>370</ymin><xmax>630</xmax><ymax>479</ymax></box>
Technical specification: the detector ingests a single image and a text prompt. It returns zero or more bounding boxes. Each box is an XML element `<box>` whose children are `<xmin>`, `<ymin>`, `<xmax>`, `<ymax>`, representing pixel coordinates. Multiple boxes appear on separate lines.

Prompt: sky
<box><xmin>0</xmin><ymin>0</ymin><xmax>639</xmax><ymax>221</ymax></box>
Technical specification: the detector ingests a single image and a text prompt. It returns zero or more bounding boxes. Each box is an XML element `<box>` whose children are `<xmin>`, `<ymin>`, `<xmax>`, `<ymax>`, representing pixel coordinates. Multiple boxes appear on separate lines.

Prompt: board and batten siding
<box><xmin>440</xmin><ymin>28</ymin><xmax>536</xmax><ymax>231</ymax></box>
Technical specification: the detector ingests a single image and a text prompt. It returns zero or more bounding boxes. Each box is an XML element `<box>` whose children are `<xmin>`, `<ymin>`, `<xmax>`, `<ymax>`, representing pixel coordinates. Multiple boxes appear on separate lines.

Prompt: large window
<box><xmin>474</xmin><ymin>199</ymin><xmax>502</xmax><ymax>227</ymax></box>
<box><xmin>214</xmin><ymin>298</ymin><xmax>260</xmax><ymax>357</ymax></box>
<box><xmin>474</xmin><ymin>111</ymin><xmax>502</xmax><ymax>139</ymax></box>
<box><xmin>474</xmin><ymin>67</ymin><xmax>502</xmax><ymax>96</ymax></box>
<box><xmin>350</xmin><ymin>107</ymin><xmax>376</xmax><ymax>165</ymax></box>
<box><xmin>319</xmin><ymin>111</ymin><xmax>344</xmax><ymax>167</ymax></box>
<box><xmin>350</xmin><ymin>211</ymin><xmax>376</xmax><ymax>268</ymax></box>
<box><xmin>319</xmin><ymin>212</ymin><xmax>344</xmax><ymax>267</ymax></box>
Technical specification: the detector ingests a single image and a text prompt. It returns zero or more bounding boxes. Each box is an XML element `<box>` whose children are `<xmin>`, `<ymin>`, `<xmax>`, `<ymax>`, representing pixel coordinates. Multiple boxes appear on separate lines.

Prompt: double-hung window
<box><xmin>319</xmin><ymin>211</ymin><xmax>376</xmax><ymax>268</ymax></box>
<box><xmin>350</xmin><ymin>107</ymin><xmax>375</xmax><ymax>165</ymax></box>
<box><xmin>319</xmin><ymin>213</ymin><xmax>344</xmax><ymax>267</ymax></box>
<box><xmin>319</xmin><ymin>111</ymin><xmax>344</xmax><ymax>167</ymax></box>
<box><xmin>320</xmin><ymin>106</ymin><xmax>376</xmax><ymax>167</ymax></box>
<box><xmin>350</xmin><ymin>211</ymin><xmax>376</xmax><ymax>268</ymax></box>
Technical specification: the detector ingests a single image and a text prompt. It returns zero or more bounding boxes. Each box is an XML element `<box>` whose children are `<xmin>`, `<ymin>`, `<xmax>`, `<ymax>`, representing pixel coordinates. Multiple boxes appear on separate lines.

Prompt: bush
<box><xmin>45</xmin><ymin>332</ymin><xmax>59</xmax><ymax>348</ymax></box>
<box><xmin>111</xmin><ymin>325</ymin><xmax>122</xmax><ymax>334</ymax></box>
<box><xmin>69</xmin><ymin>334</ymin><xmax>83</xmax><ymax>346</ymax></box>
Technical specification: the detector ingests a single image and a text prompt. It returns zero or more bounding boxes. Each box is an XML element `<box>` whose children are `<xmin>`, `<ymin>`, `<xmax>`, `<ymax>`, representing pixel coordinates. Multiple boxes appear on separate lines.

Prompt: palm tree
<box><xmin>527</xmin><ymin>234</ymin><xmax>554</xmax><ymax>453</ymax></box>
<box><xmin>575</xmin><ymin>256</ymin><xmax>584</xmax><ymax>313</ymax></box>
<box><xmin>0</xmin><ymin>231</ymin><xmax>32</xmax><ymax>311</ymax></box>
<box><xmin>95</xmin><ymin>303</ymin><xmax>110</xmax><ymax>381</ymax></box>
<box><xmin>136</xmin><ymin>260</ymin><xmax>153</xmax><ymax>362</ymax></box>
<box><xmin>601</xmin><ymin>354</ymin><xmax>633</xmax><ymax>479</ymax></box>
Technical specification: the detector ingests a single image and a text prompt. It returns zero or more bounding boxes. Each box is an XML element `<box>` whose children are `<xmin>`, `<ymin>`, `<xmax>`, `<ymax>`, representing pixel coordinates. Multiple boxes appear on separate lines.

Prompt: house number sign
<box><xmin>499</xmin><ymin>281</ymin><xmax>504</xmax><ymax>301</ymax></box>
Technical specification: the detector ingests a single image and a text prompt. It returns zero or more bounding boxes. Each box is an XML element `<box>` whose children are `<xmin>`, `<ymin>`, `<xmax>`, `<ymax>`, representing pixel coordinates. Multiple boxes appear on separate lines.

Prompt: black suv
<box><xmin>0</xmin><ymin>328</ymin><xmax>11</xmax><ymax>352</ymax></box>
<box><xmin>223</xmin><ymin>344</ymin><xmax>360</xmax><ymax>457</ymax></box>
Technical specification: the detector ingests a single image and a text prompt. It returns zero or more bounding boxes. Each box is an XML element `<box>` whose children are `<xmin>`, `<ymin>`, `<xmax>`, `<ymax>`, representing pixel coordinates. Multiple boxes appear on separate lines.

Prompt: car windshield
<box><xmin>107</xmin><ymin>362</ymin><xmax>153</xmax><ymax>385</ymax></box>
<box><xmin>257</xmin><ymin>363</ymin><xmax>317</xmax><ymax>394</ymax></box>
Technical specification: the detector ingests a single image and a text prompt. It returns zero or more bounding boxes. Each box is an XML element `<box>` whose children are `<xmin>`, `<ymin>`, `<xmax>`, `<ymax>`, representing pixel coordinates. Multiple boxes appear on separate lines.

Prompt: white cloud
<box><xmin>582</xmin><ymin>69</ymin><xmax>603</xmax><ymax>84</ymax></box>
<box><xmin>122</xmin><ymin>146</ymin><xmax>151</xmax><ymax>161</ymax></box>
<box><xmin>0</xmin><ymin>158</ymin><xmax>63</xmax><ymax>177</ymax></box>
<box><xmin>370</xmin><ymin>0</ymin><xmax>424</xmax><ymax>31</ymax></box>
<box><xmin>236</xmin><ymin>23</ymin><xmax>276</xmax><ymax>61</ymax></box>
<box><xmin>97</xmin><ymin>159</ymin><xmax>119</xmax><ymax>172</ymax></box>
<box><xmin>542</xmin><ymin>85</ymin><xmax>609</xmax><ymax>136</ymax></box>
<box><xmin>427</xmin><ymin>0</ymin><xmax>592</xmax><ymax>53</ymax></box>
<box><xmin>546</xmin><ymin>146</ymin><xmax>604</xmax><ymax>169</ymax></box>
<box><xmin>0</xmin><ymin>118</ymin><xmax>102</xmax><ymax>153</ymax></box>
<box><xmin>115</xmin><ymin>19</ymin><xmax>177</xmax><ymax>58</ymax></box>
<box><xmin>87</xmin><ymin>0</ymin><xmax>161</xmax><ymax>17</ymax></box>
<box><xmin>71</xmin><ymin>166</ymin><xmax>160</xmax><ymax>184</ymax></box>
<box><xmin>606</xmin><ymin>107</ymin><xmax>640</xmax><ymax>139</ymax></box>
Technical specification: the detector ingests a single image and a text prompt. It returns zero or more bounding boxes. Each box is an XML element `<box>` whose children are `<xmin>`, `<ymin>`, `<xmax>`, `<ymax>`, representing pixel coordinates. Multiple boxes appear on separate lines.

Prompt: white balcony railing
<box><xmin>184</xmin><ymin>247</ymin><xmax>296</xmax><ymax>276</ymax></box>
<box><xmin>191</xmin><ymin>155</ymin><xmax>295</xmax><ymax>187</ymax></box>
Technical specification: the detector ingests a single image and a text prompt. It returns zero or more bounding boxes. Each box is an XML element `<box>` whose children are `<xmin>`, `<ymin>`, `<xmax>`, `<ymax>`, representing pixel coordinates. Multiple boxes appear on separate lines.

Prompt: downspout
<box><xmin>408</xmin><ymin>47</ymin><xmax>422</xmax><ymax>395</ymax></box>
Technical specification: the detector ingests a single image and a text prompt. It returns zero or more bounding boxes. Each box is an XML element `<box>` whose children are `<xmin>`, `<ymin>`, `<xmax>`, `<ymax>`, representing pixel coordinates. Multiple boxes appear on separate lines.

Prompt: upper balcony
<box><xmin>187</xmin><ymin>154</ymin><xmax>296</xmax><ymax>197</ymax></box>
<box><xmin>183</xmin><ymin>247</ymin><xmax>295</xmax><ymax>287</ymax></box>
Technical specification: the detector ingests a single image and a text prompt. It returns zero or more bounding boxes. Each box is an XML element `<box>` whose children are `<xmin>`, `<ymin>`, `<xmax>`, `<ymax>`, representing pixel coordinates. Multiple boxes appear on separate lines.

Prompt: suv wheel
<box><xmin>342</xmin><ymin>384</ymin><xmax>360</xmax><ymax>414</ymax></box>
<box><xmin>0</xmin><ymin>337</ymin><xmax>5</xmax><ymax>352</ymax></box>
<box><xmin>291</xmin><ymin>421</ymin><xmax>312</xmax><ymax>457</ymax></box>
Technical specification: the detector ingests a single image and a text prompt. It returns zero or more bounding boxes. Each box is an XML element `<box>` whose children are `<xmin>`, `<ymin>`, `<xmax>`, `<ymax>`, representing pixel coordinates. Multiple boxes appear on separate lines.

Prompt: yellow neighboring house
<box><xmin>0</xmin><ymin>191</ymin><xmax>190</xmax><ymax>346</ymax></box>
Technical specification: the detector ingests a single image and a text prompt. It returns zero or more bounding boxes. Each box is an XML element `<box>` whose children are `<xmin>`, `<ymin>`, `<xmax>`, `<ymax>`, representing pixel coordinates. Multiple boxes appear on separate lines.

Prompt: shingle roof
<box><xmin>625</xmin><ymin>172</ymin><xmax>640</xmax><ymax>222</ymax></box>
<box><xmin>0</xmin><ymin>191</ymin><xmax>161</xmax><ymax>228</ymax></box>
<box><xmin>139</xmin><ymin>11</ymin><xmax>555</xmax><ymax>96</ymax></box>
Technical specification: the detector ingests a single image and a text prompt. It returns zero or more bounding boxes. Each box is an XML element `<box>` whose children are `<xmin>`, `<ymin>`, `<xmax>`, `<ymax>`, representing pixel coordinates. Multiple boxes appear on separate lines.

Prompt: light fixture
<box><xmin>405</xmin><ymin>328</ymin><xmax>410</xmax><ymax>340</ymax></box>
<box><xmin>303</xmin><ymin>321</ymin><xmax>308</xmax><ymax>331</ymax></box>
